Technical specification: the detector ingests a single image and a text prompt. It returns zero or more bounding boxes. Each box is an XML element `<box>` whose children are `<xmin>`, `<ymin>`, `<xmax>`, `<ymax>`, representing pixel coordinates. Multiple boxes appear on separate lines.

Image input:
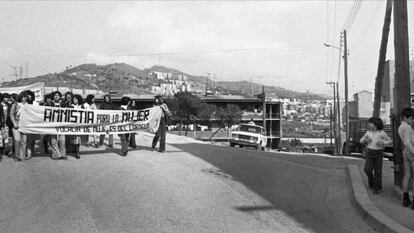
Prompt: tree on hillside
<box><xmin>209</xmin><ymin>104</ymin><xmax>242</xmax><ymax>140</ymax></box>
<box><xmin>168</xmin><ymin>92</ymin><xmax>202</xmax><ymax>136</ymax></box>
<box><xmin>198</xmin><ymin>103</ymin><xmax>216</xmax><ymax>122</ymax></box>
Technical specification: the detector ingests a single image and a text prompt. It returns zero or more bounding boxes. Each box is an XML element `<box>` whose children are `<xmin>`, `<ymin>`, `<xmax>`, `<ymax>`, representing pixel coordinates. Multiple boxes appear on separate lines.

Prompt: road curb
<box><xmin>347</xmin><ymin>165</ymin><xmax>414</xmax><ymax>233</ymax></box>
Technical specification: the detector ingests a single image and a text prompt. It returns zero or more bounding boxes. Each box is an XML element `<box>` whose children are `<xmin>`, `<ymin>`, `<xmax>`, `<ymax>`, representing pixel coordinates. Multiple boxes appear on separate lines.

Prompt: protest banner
<box><xmin>18</xmin><ymin>104</ymin><xmax>163</xmax><ymax>135</ymax></box>
<box><xmin>0</xmin><ymin>82</ymin><xmax>45</xmax><ymax>100</ymax></box>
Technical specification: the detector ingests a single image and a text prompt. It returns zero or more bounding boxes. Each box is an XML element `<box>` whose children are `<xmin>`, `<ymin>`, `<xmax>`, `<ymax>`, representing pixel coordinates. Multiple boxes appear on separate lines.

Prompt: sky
<box><xmin>1</xmin><ymin>1</ymin><xmax>414</xmax><ymax>96</ymax></box>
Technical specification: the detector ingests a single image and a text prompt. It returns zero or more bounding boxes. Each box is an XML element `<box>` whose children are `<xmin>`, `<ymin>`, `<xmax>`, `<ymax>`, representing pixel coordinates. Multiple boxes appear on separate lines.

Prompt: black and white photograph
<box><xmin>1</xmin><ymin>1</ymin><xmax>414</xmax><ymax>232</ymax></box>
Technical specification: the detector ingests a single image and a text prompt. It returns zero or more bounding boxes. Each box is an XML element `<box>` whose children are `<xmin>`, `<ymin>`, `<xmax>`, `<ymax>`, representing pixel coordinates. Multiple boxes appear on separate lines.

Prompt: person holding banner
<box><xmin>41</xmin><ymin>94</ymin><xmax>53</xmax><ymax>155</ymax></box>
<box><xmin>98</xmin><ymin>94</ymin><xmax>115</xmax><ymax>148</ymax></box>
<box><xmin>119</xmin><ymin>96</ymin><xmax>131</xmax><ymax>156</ymax></box>
<box><xmin>49</xmin><ymin>91</ymin><xmax>67</xmax><ymax>160</ymax></box>
<box><xmin>151</xmin><ymin>95</ymin><xmax>171</xmax><ymax>153</ymax></box>
<box><xmin>70</xmin><ymin>95</ymin><xmax>83</xmax><ymax>159</ymax></box>
<box><xmin>128</xmin><ymin>100</ymin><xmax>138</xmax><ymax>149</ymax></box>
<box><xmin>9</xmin><ymin>92</ymin><xmax>28</xmax><ymax>161</ymax></box>
<box><xmin>83</xmin><ymin>94</ymin><xmax>98</xmax><ymax>147</ymax></box>
<box><xmin>25</xmin><ymin>90</ymin><xmax>38</xmax><ymax>159</ymax></box>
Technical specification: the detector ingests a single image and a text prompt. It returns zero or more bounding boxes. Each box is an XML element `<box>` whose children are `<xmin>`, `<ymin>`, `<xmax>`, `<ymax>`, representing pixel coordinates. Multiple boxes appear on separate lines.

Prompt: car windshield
<box><xmin>239</xmin><ymin>125</ymin><xmax>263</xmax><ymax>134</ymax></box>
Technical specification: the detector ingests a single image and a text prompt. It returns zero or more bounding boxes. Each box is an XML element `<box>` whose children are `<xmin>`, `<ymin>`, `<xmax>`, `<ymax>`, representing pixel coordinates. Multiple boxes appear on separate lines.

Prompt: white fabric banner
<box><xmin>18</xmin><ymin>104</ymin><xmax>163</xmax><ymax>135</ymax></box>
<box><xmin>0</xmin><ymin>82</ymin><xmax>45</xmax><ymax>100</ymax></box>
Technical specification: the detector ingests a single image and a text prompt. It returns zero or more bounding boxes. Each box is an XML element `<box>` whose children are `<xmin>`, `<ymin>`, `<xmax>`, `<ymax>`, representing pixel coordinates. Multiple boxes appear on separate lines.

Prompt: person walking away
<box><xmin>151</xmin><ymin>95</ymin><xmax>171</xmax><ymax>153</ymax></box>
<box><xmin>83</xmin><ymin>94</ymin><xmax>98</xmax><ymax>147</ymax></box>
<box><xmin>119</xmin><ymin>96</ymin><xmax>130</xmax><ymax>156</ymax></box>
<box><xmin>360</xmin><ymin>117</ymin><xmax>392</xmax><ymax>194</ymax></box>
<box><xmin>10</xmin><ymin>92</ymin><xmax>28</xmax><ymax>161</ymax></box>
<box><xmin>70</xmin><ymin>95</ymin><xmax>83</xmax><ymax>159</ymax></box>
<box><xmin>128</xmin><ymin>99</ymin><xmax>138</xmax><ymax>148</ymax></box>
<box><xmin>98</xmin><ymin>94</ymin><xmax>115</xmax><ymax>147</ymax></box>
<box><xmin>398</xmin><ymin>107</ymin><xmax>414</xmax><ymax>208</ymax></box>
<box><xmin>49</xmin><ymin>91</ymin><xmax>67</xmax><ymax>160</ymax></box>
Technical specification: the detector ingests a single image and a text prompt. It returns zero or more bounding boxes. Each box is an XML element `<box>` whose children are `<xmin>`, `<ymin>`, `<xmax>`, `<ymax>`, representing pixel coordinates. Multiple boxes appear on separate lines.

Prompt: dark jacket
<box><xmin>100</xmin><ymin>102</ymin><xmax>115</xmax><ymax>110</ymax></box>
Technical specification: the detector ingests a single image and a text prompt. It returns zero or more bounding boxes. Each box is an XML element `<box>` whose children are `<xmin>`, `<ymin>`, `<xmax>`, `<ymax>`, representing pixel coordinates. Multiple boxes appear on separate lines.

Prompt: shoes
<box><xmin>373</xmin><ymin>189</ymin><xmax>383</xmax><ymax>195</ymax></box>
<box><xmin>122</xmin><ymin>151</ymin><xmax>128</xmax><ymax>157</ymax></box>
<box><xmin>59</xmin><ymin>157</ymin><xmax>68</xmax><ymax>160</ymax></box>
<box><xmin>108</xmin><ymin>145</ymin><xmax>113</xmax><ymax>148</ymax></box>
<box><xmin>403</xmin><ymin>198</ymin><xmax>411</xmax><ymax>207</ymax></box>
<box><xmin>151</xmin><ymin>148</ymin><xmax>155</xmax><ymax>151</ymax></box>
<box><xmin>158</xmin><ymin>150</ymin><xmax>165</xmax><ymax>153</ymax></box>
<box><xmin>129</xmin><ymin>145</ymin><xmax>137</xmax><ymax>149</ymax></box>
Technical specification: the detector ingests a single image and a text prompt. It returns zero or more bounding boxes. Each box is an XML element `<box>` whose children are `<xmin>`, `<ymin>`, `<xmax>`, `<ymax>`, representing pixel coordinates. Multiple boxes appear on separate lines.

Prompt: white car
<box><xmin>229</xmin><ymin>124</ymin><xmax>267</xmax><ymax>151</ymax></box>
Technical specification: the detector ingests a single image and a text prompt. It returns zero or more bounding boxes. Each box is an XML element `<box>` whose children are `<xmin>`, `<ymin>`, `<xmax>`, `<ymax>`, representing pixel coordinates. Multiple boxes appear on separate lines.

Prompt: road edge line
<box><xmin>347</xmin><ymin>165</ymin><xmax>414</xmax><ymax>233</ymax></box>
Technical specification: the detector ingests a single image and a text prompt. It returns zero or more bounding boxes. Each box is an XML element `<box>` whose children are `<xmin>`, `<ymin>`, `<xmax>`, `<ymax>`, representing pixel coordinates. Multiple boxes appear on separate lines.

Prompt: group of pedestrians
<box><xmin>0</xmin><ymin>91</ymin><xmax>171</xmax><ymax>162</ymax></box>
<box><xmin>360</xmin><ymin>108</ymin><xmax>414</xmax><ymax>209</ymax></box>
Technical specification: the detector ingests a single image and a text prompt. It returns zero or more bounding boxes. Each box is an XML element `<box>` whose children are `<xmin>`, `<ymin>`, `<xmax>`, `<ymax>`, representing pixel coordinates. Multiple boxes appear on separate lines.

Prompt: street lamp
<box><xmin>323</xmin><ymin>43</ymin><xmax>341</xmax><ymax>51</ymax></box>
<box><xmin>324</xmin><ymin>38</ymin><xmax>348</xmax><ymax>156</ymax></box>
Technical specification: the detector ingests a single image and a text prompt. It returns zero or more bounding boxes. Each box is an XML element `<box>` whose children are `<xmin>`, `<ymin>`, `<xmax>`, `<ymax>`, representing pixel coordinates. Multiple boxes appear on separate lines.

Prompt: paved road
<box><xmin>0</xmin><ymin>134</ymin><xmax>376</xmax><ymax>233</ymax></box>
<box><xmin>171</xmin><ymin>143</ymin><xmax>376</xmax><ymax>233</ymax></box>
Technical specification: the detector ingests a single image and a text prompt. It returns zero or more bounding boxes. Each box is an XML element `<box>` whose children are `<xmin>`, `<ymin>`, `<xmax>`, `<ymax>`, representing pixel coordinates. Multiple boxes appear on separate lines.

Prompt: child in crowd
<box><xmin>398</xmin><ymin>107</ymin><xmax>414</xmax><ymax>208</ymax></box>
<box><xmin>360</xmin><ymin>117</ymin><xmax>392</xmax><ymax>194</ymax></box>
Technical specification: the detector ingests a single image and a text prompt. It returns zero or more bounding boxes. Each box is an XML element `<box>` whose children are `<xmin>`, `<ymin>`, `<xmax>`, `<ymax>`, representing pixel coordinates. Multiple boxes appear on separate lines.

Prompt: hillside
<box><xmin>2</xmin><ymin>63</ymin><xmax>328</xmax><ymax>100</ymax></box>
<box><xmin>217</xmin><ymin>80</ymin><xmax>329</xmax><ymax>100</ymax></box>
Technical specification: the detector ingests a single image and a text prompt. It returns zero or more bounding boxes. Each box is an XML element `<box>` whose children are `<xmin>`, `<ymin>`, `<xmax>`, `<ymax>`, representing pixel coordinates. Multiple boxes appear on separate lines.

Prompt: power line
<box><xmin>347</xmin><ymin>0</ymin><xmax>363</xmax><ymax>32</ymax></box>
<box><xmin>351</xmin><ymin>1</ymin><xmax>382</xmax><ymax>49</ymax></box>
<box><xmin>342</xmin><ymin>0</ymin><xmax>363</xmax><ymax>32</ymax></box>
<box><xmin>341</xmin><ymin>1</ymin><xmax>359</xmax><ymax>30</ymax></box>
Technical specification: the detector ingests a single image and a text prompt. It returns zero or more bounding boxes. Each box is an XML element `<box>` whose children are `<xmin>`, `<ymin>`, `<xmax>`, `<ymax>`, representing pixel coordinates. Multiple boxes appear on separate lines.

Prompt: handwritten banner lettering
<box><xmin>18</xmin><ymin>104</ymin><xmax>162</xmax><ymax>135</ymax></box>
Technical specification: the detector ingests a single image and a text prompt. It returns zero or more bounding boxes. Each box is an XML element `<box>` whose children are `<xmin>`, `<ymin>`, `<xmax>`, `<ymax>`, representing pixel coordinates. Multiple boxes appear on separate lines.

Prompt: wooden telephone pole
<box><xmin>393</xmin><ymin>0</ymin><xmax>411</xmax><ymax>187</ymax></box>
<box><xmin>343</xmin><ymin>30</ymin><xmax>350</xmax><ymax>156</ymax></box>
<box><xmin>373</xmin><ymin>0</ymin><xmax>393</xmax><ymax>118</ymax></box>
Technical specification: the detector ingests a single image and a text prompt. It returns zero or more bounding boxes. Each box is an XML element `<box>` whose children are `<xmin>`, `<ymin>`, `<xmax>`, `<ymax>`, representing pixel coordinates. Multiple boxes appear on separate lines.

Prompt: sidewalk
<box><xmin>353</xmin><ymin>159</ymin><xmax>414</xmax><ymax>232</ymax></box>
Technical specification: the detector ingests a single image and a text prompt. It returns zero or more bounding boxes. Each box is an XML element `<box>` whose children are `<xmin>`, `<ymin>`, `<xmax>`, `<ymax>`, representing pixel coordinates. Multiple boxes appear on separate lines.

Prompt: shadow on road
<box><xmin>170</xmin><ymin>143</ymin><xmax>371</xmax><ymax>233</ymax></box>
<box><xmin>235</xmin><ymin>205</ymin><xmax>277</xmax><ymax>212</ymax></box>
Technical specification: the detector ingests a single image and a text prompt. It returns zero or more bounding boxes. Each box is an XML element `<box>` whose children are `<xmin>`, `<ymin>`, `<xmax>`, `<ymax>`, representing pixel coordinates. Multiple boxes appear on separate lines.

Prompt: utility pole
<box><xmin>343</xmin><ymin>30</ymin><xmax>350</xmax><ymax>156</ymax></box>
<box><xmin>393</xmin><ymin>0</ymin><xmax>410</xmax><ymax>188</ymax></box>
<box><xmin>25</xmin><ymin>62</ymin><xmax>29</xmax><ymax>78</ymax></box>
<box><xmin>262</xmin><ymin>85</ymin><xmax>266</xmax><ymax>135</ymax></box>
<box><xmin>336</xmin><ymin>82</ymin><xmax>341</xmax><ymax>155</ymax></box>
<box><xmin>327</xmin><ymin>81</ymin><xmax>337</xmax><ymax>154</ymax></box>
<box><xmin>329</xmin><ymin>106</ymin><xmax>333</xmax><ymax>149</ymax></box>
<box><xmin>373</xmin><ymin>0</ymin><xmax>393</xmax><ymax>118</ymax></box>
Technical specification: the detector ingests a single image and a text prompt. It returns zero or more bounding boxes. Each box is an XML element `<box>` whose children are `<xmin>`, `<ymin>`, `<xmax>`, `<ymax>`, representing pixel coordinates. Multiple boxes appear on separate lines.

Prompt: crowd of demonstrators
<box><xmin>0</xmin><ymin>91</ymin><xmax>172</xmax><ymax>162</ymax></box>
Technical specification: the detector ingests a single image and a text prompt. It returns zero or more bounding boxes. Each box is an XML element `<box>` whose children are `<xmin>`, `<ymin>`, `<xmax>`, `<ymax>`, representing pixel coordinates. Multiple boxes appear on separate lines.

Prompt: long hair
<box><xmin>52</xmin><ymin>91</ymin><xmax>62</xmax><ymax>99</ymax></box>
<box><xmin>73</xmin><ymin>94</ymin><xmax>83</xmax><ymax>105</ymax></box>
<box><xmin>16</xmin><ymin>91</ymin><xmax>28</xmax><ymax>103</ymax></box>
<box><xmin>103</xmin><ymin>94</ymin><xmax>112</xmax><ymax>103</ymax></box>
<box><xmin>368</xmin><ymin>117</ymin><xmax>384</xmax><ymax>130</ymax></box>
<box><xmin>85</xmin><ymin>94</ymin><xmax>95</xmax><ymax>105</ymax></box>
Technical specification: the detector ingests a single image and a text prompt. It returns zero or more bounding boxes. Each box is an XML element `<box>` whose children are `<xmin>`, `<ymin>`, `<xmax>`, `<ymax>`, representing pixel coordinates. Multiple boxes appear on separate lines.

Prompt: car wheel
<box><xmin>239</xmin><ymin>145</ymin><xmax>244</xmax><ymax>148</ymax></box>
<box><xmin>230</xmin><ymin>142</ymin><xmax>235</xmax><ymax>147</ymax></box>
<box><xmin>261</xmin><ymin>147</ymin><xmax>265</xmax><ymax>151</ymax></box>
